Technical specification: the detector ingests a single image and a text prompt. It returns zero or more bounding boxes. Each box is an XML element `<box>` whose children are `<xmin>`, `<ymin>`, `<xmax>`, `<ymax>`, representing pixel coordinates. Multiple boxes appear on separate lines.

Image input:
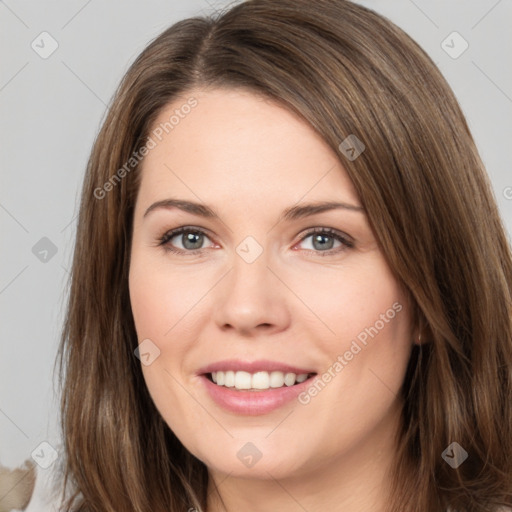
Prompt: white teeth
<box><xmin>235</xmin><ymin>371</ymin><xmax>252</xmax><ymax>389</ymax></box>
<box><xmin>224</xmin><ymin>370</ymin><xmax>235</xmax><ymax>387</ymax></box>
<box><xmin>209</xmin><ymin>370</ymin><xmax>310</xmax><ymax>390</ymax></box>
<box><xmin>252</xmin><ymin>371</ymin><xmax>270</xmax><ymax>389</ymax></box>
<box><xmin>284</xmin><ymin>373</ymin><xmax>296</xmax><ymax>386</ymax></box>
<box><xmin>269</xmin><ymin>371</ymin><xmax>284</xmax><ymax>388</ymax></box>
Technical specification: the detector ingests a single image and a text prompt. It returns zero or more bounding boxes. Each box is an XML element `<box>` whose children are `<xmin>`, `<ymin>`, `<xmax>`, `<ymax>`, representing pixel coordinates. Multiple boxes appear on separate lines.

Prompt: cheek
<box><xmin>288</xmin><ymin>258</ymin><xmax>408</xmax><ymax>349</ymax></box>
<box><xmin>128</xmin><ymin>254</ymin><xmax>206</xmax><ymax>340</ymax></box>
<box><xmin>128</xmin><ymin>254</ymin><xmax>214</xmax><ymax>399</ymax></box>
<box><xmin>129</xmin><ymin>258</ymin><xmax>205</xmax><ymax>429</ymax></box>
<box><xmin>129</xmin><ymin>277</ymin><xmax>168</xmax><ymax>340</ymax></box>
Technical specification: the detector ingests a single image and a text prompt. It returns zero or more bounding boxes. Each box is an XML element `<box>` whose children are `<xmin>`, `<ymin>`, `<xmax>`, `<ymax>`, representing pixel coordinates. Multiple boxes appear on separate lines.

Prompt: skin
<box><xmin>129</xmin><ymin>87</ymin><xmax>418</xmax><ymax>512</ymax></box>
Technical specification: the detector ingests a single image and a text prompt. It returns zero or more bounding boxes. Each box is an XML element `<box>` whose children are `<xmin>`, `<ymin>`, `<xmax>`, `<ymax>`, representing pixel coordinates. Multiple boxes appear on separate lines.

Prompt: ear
<box><xmin>413</xmin><ymin>324</ymin><xmax>429</xmax><ymax>346</ymax></box>
<box><xmin>412</xmin><ymin>320</ymin><xmax>429</xmax><ymax>345</ymax></box>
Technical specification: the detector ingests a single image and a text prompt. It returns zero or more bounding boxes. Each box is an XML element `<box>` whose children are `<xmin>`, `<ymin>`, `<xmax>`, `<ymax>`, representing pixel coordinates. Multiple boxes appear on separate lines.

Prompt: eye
<box><xmin>295</xmin><ymin>227</ymin><xmax>354</xmax><ymax>256</ymax></box>
<box><xmin>156</xmin><ymin>226</ymin><xmax>354</xmax><ymax>256</ymax></box>
<box><xmin>157</xmin><ymin>226</ymin><xmax>214</xmax><ymax>254</ymax></box>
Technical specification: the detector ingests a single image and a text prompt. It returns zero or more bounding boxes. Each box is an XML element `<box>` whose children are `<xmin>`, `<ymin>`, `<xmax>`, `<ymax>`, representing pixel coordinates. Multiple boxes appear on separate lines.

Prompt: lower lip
<box><xmin>200</xmin><ymin>374</ymin><xmax>316</xmax><ymax>415</ymax></box>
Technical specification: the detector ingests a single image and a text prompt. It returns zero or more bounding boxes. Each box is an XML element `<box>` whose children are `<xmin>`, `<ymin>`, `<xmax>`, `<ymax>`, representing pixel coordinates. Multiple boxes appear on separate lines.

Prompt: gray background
<box><xmin>1</xmin><ymin>0</ymin><xmax>511</xmax><ymax>471</ymax></box>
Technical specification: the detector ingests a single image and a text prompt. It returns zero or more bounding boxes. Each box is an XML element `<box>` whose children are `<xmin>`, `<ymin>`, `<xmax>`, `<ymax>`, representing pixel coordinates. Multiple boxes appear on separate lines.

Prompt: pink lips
<box><xmin>197</xmin><ymin>359</ymin><xmax>315</xmax><ymax>376</ymax></box>
<box><xmin>197</xmin><ymin>359</ymin><xmax>317</xmax><ymax>416</ymax></box>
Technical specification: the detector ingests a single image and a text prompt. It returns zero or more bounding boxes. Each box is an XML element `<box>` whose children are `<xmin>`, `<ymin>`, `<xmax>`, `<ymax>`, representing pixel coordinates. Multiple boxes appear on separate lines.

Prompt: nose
<box><xmin>212</xmin><ymin>249</ymin><xmax>291</xmax><ymax>336</ymax></box>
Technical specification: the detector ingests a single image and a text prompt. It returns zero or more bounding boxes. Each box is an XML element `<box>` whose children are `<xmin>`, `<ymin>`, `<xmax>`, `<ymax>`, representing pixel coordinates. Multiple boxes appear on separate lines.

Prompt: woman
<box><xmin>57</xmin><ymin>0</ymin><xmax>512</xmax><ymax>510</ymax></box>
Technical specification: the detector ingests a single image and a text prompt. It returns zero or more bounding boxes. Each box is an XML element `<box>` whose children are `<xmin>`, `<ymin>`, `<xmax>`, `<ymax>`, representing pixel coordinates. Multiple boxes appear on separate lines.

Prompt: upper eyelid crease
<box><xmin>143</xmin><ymin>199</ymin><xmax>365</xmax><ymax>220</ymax></box>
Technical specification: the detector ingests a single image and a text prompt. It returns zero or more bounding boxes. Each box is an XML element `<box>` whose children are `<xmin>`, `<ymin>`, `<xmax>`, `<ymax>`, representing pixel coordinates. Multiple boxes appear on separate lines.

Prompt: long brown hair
<box><xmin>57</xmin><ymin>0</ymin><xmax>512</xmax><ymax>510</ymax></box>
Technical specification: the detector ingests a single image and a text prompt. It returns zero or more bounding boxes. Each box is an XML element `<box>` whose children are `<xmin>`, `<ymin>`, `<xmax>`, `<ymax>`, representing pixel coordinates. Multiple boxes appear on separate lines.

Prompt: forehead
<box><xmin>137</xmin><ymin>88</ymin><xmax>359</xmax><ymax>210</ymax></box>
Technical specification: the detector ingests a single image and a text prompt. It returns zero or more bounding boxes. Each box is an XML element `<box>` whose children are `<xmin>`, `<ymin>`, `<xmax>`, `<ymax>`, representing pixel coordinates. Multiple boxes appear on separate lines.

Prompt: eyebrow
<box><xmin>143</xmin><ymin>198</ymin><xmax>364</xmax><ymax>221</ymax></box>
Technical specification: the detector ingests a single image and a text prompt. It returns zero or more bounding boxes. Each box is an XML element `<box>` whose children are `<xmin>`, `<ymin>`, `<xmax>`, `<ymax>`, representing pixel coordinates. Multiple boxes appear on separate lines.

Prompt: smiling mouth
<box><xmin>204</xmin><ymin>370</ymin><xmax>317</xmax><ymax>391</ymax></box>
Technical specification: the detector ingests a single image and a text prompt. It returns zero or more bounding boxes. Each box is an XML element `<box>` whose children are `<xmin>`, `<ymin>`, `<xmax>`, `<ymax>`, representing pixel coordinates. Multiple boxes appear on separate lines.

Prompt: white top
<box><xmin>24</xmin><ymin>463</ymin><xmax>63</xmax><ymax>512</ymax></box>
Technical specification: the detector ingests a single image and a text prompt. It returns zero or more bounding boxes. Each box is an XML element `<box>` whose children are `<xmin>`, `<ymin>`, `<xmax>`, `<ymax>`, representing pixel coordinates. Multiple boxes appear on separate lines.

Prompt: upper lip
<box><xmin>197</xmin><ymin>359</ymin><xmax>316</xmax><ymax>376</ymax></box>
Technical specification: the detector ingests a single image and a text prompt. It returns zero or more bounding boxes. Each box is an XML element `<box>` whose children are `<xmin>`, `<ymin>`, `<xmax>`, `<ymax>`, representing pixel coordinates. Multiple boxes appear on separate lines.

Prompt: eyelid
<box><xmin>157</xmin><ymin>225</ymin><xmax>354</xmax><ymax>255</ymax></box>
<box><xmin>157</xmin><ymin>226</ymin><xmax>216</xmax><ymax>255</ymax></box>
<box><xmin>293</xmin><ymin>227</ymin><xmax>354</xmax><ymax>253</ymax></box>
<box><xmin>297</xmin><ymin>226</ymin><xmax>353</xmax><ymax>244</ymax></box>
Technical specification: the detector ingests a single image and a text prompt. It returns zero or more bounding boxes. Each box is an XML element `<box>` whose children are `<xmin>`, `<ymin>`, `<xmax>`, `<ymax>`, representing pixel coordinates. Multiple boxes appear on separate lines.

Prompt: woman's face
<box><xmin>129</xmin><ymin>87</ymin><xmax>415</xmax><ymax>481</ymax></box>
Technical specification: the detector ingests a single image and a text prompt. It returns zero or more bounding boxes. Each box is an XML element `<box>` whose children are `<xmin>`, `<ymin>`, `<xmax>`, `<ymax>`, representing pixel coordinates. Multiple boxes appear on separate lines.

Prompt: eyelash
<box><xmin>157</xmin><ymin>226</ymin><xmax>354</xmax><ymax>257</ymax></box>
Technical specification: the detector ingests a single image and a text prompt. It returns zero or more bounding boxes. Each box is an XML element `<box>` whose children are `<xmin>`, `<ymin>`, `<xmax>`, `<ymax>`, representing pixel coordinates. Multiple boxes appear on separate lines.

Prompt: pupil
<box><xmin>313</xmin><ymin>234</ymin><xmax>333</xmax><ymax>251</ymax></box>
<box><xmin>183</xmin><ymin>232</ymin><xmax>203</xmax><ymax>250</ymax></box>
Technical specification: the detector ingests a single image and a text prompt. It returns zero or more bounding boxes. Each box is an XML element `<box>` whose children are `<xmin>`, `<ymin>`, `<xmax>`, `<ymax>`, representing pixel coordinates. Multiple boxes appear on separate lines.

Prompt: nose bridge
<box><xmin>212</xmin><ymin>236</ymin><xmax>290</xmax><ymax>332</ymax></box>
<box><xmin>228</xmin><ymin>241</ymin><xmax>274</xmax><ymax>301</ymax></box>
